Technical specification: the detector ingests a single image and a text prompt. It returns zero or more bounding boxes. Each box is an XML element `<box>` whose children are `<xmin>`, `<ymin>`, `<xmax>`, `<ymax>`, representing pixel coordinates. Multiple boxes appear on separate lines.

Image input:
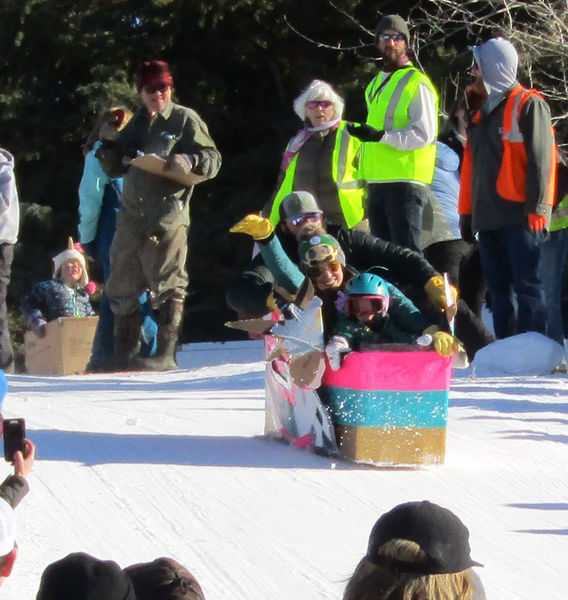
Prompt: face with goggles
<box><xmin>302</xmin><ymin>242</ymin><xmax>345</xmax><ymax>290</ymax></box>
<box><xmin>304</xmin><ymin>99</ymin><xmax>335</xmax><ymax>127</ymax></box>
<box><xmin>346</xmin><ymin>295</ymin><xmax>389</xmax><ymax>325</ymax></box>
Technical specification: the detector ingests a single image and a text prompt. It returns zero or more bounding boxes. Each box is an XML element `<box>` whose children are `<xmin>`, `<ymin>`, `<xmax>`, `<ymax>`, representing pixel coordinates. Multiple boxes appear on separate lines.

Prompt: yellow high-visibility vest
<box><xmin>551</xmin><ymin>195</ymin><xmax>568</xmax><ymax>232</ymax></box>
<box><xmin>269</xmin><ymin>121</ymin><xmax>366</xmax><ymax>228</ymax></box>
<box><xmin>361</xmin><ymin>66</ymin><xmax>438</xmax><ymax>184</ymax></box>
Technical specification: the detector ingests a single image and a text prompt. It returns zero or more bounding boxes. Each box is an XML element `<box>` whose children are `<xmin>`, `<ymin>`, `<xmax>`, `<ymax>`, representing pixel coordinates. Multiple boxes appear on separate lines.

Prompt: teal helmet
<box><xmin>345</xmin><ymin>272</ymin><xmax>390</xmax><ymax>316</ymax></box>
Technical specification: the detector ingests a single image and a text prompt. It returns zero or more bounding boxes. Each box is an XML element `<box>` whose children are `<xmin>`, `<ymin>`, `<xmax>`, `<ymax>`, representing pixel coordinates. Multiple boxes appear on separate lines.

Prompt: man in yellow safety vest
<box><xmin>348</xmin><ymin>14</ymin><xmax>439</xmax><ymax>254</ymax></box>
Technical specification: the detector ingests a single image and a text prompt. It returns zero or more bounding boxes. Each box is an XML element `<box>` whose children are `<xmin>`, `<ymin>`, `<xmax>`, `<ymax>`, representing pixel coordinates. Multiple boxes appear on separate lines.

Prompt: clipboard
<box><xmin>130</xmin><ymin>154</ymin><xmax>206</xmax><ymax>186</ymax></box>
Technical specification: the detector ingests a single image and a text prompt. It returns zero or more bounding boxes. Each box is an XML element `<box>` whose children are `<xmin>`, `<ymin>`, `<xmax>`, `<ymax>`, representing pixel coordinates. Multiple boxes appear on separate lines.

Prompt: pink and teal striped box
<box><xmin>319</xmin><ymin>348</ymin><xmax>452</xmax><ymax>466</ymax></box>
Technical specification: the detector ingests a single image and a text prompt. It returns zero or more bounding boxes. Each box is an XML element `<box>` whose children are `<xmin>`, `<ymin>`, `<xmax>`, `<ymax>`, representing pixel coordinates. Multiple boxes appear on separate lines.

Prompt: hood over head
<box><xmin>472</xmin><ymin>38</ymin><xmax>518</xmax><ymax>100</ymax></box>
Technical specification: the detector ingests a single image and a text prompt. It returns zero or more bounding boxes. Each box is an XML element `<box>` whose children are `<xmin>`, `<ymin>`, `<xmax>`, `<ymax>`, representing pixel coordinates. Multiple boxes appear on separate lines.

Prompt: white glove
<box><xmin>325</xmin><ymin>335</ymin><xmax>350</xmax><ymax>370</ymax></box>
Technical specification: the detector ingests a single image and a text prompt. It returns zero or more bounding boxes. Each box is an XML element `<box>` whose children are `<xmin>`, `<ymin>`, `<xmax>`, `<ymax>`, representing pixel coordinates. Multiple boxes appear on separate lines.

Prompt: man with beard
<box><xmin>347</xmin><ymin>15</ymin><xmax>438</xmax><ymax>253</ymax></box>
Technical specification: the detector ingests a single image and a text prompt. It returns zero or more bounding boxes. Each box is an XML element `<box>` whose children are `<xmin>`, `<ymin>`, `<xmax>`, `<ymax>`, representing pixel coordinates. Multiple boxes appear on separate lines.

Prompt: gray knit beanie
<box><xmin>374</xmin><ymin>15</ymin><xmax>410</xmax><ymax>42</ymax></box>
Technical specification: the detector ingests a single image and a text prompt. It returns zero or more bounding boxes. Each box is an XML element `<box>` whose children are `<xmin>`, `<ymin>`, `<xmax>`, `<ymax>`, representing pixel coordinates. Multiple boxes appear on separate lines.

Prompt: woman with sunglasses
<box><xmin>264</xmin><ymin>79</ymin><xmax>366</xmax><ymax>230</ymax></box>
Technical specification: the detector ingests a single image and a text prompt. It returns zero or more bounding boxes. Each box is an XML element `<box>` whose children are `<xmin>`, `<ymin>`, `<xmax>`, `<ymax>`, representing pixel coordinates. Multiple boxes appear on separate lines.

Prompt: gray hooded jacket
<box><xmin>467</xmin><ymin>38</ymin><xmax>554</xmax><ymax>232</ymax></box>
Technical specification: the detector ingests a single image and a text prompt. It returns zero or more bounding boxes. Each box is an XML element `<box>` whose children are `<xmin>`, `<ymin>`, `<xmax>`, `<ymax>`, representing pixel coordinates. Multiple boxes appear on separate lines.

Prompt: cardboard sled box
<box><xmin>24</xmin><ymin>316</ymin><xmax>99</xmax><ymax>376</ymax></box>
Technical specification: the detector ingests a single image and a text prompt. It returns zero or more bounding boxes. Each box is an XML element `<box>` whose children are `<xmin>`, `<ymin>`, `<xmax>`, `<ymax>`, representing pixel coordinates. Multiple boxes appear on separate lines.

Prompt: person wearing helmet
<box><xmin>327</xmin><ymin>270</ymin><xmax>462</xmax><ymax>366</ymax></box>
<box><xmin>335</xmin><ymin>271</ymin><xmax>429</xmax><ymax>348</ymax></box>
<box><xmin>231</xmin><ymin>217</ymin><xmax>462</xmax><ymax>359</ymax></box>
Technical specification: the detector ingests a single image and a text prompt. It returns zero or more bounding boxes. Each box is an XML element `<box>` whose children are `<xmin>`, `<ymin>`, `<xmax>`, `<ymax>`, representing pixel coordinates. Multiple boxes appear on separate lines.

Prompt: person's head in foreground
<box><xmin>125</xmin><ymin>556</ymin><xmax>206</xmax><ymax>600</ymax></box>
<box><xmin>298</xmin><ymin>233</ymin><xmax>346</xmax><ymax>292</ymax></box>
<box><xmin>343</xmin><ymin>500</ymin><xmax>482</xmax><ymax>600</ymax></box>
<box><xmin>279</xmin><ymin>191</ymin><xmax>325</xmax><ymax>239</ymax></box>
<box><xmin>52</xmin><ymin>237</ymin><xmax>89</xmax><ymax>288</ymax></box>
<box><xmin>36</xmin><ymin>552</ymin><xmax>136</xmax><ymax>600</ymax></box>
<box><xmin>344</xmin><ymin>272</ymin><xmax>390</xmax><ymax>327</ymax></box>
<box><xmin>0</xmin><ymin>499</ymin><xmax>17</xmax><ymax>587</ymax></box>
<box><xmin>293</xmin><ymin>79</ymin><xmax>345</xmax><ymax>127</ymax></box>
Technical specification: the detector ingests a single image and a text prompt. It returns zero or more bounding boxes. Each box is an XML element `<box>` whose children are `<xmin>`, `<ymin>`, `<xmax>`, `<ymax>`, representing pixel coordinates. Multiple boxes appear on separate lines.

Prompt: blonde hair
<box><xmin>293</xmin><ymin>79</ymin><xmax>345</xmax><ymax>122</ymax></box>
<box><xmin>343</xmin><ymin>539</ymin><xmax>474</xmax><ymax>600</ymax></box>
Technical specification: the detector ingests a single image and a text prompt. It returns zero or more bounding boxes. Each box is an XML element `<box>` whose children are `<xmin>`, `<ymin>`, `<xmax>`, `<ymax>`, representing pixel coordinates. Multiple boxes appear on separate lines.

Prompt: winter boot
<box><xmin>112</xmin><ymin>310</ymin><xmax>141</xmax><ymax>371</ymax></box>
<box><xmin>136</xmin><ymin>299</ymin><xmax>184</xmax><ymax>371</ymax></box>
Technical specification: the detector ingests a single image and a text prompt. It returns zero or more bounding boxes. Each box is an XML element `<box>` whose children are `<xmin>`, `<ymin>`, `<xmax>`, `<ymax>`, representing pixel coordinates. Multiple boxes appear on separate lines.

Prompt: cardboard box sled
<box><xmin>319</xmin><ymin>346</ymin><xmax>452</xmax><ymax>466</ymax></box>
<box><xmin>264</xmin><ymin>335</ymin><xmax>338</xmax><ymax>456</ymax></box>
<box><xmin>24</xmin><ymin>316</ymin><xmax>99</xmax><ymax>376</ymax></box>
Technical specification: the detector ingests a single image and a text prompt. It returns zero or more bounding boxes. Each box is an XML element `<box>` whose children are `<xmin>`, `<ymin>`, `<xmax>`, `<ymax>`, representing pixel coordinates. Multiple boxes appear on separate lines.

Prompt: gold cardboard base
<box><xmin>335</xmin><ymin>424</ymin><xmax>446</xmax><ymax>466</ymax></box>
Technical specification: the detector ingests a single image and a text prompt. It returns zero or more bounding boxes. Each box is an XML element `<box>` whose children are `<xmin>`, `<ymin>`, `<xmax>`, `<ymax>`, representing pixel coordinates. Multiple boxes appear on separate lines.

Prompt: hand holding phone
<box><xmin>3</xmin><ymin>419</ymin><xmax>26</xmax><ymax>463</ymax></box>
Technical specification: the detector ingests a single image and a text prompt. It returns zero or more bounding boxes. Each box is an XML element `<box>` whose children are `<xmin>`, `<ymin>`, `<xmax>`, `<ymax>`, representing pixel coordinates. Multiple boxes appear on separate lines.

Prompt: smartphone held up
<box><xmin>3</xmin><ymin>418</ymin><xmax>26</xmax><ymax>463</ymax></box>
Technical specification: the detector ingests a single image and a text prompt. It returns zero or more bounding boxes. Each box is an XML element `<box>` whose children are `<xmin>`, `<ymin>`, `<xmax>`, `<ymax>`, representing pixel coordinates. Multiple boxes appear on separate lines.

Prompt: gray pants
<box><xmin>106</xmin><ymin>223</ymin><xmax>189</xmax><ymax>316</ymax></box>
<box><xmin>0</xmin><ymin>244</ymin><xmax>14</xmax><ymax>370</ymax></box>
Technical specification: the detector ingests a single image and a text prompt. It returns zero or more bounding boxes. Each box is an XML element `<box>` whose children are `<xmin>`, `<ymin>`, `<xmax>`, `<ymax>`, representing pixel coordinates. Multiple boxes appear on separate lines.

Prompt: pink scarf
<box><xmin>280</xmin><ymin>118</ymin><xmax>341</xmax><ymax>171</ymax></box>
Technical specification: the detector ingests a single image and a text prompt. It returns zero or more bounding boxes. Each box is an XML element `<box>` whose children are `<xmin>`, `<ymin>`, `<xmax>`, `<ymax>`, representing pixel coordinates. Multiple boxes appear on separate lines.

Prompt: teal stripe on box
<box><xmin>319</xmin><ymin>387</ymin><xmax>448</xmax><ymax>428</ymax></box>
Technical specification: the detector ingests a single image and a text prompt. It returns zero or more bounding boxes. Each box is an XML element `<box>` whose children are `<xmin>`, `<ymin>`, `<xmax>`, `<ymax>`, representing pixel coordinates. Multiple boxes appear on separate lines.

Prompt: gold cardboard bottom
<box><xmin>335</xmin><ymin>424</ymin><xmax>446</xmax><ymax>466</ymax></box>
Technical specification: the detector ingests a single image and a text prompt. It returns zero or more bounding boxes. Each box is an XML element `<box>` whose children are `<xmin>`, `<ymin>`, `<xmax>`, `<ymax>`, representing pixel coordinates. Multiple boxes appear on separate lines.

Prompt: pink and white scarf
<box><xmin>280</xmin><ymin>118</ymin><xmax>341</xmax><ymax>171</ymax></box>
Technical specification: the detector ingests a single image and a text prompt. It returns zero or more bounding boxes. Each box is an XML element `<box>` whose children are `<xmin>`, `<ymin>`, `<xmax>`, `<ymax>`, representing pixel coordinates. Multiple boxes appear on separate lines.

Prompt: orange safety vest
<box><xmin>459</xmin><ymin>85</ymin><xmax>556</xmax><ymax>215</ymax></box>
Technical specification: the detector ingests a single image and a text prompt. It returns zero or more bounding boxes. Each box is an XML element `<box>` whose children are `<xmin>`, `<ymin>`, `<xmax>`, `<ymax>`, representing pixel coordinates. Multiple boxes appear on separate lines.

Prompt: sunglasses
<box><xmin>306</xmin><ymin>100</ymin><xmax>333</xmax><ymax>110</ymax></box>
<box><xmin>378</xmin><ymin>33</ymin><xmax>406</xmax><ymax>43</ymax></box>
<box><xmin>143</xmin><ymin>83</ymin><xmax>170</xmax><ymax>95</ymax></box>
<box><xmin>307</xmin><ymin>260</ymin><xmax>342</xmax><ymax>280</ymax></box>
<box><xmin>288</xmin><ymin>212</ymin><xmax>321</xmax><ymax>227</ymax></box>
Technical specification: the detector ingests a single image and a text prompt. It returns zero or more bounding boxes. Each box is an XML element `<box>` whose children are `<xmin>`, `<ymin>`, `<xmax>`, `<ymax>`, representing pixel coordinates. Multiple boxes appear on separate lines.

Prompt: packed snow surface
<box><xmin>2</xmin><ymin>339</ymin><xmax>567</xmax><ymax>600</ymax></box>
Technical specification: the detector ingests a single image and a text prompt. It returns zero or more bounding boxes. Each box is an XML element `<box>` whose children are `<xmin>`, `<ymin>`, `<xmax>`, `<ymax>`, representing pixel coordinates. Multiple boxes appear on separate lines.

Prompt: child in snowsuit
<box><xmin>326</xmin><ymin>270</ymin><xmax>460</xmax><ymax>367</ymax></box>
<box><xmin>21</xmin><ymin>238</ymin><xmax>96</xmax><ymax>337</ymax></box>
<box><xmin>334</xmin><ymin>271</ymin><xmax>430</xmax><ymax>348</ymax></box>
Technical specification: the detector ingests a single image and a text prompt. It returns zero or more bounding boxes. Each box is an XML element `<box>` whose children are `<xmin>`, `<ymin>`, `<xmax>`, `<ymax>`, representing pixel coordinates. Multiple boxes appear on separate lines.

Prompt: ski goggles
<box><xmin>306</xmin><ymin>100</ymin><xmax>333</xmax><ymax>110</ymax></box>
<box><xmin>346</xmin><ymin>295</ymin><xmax>389</xmax><ymax>318</ymax></box>
<box><xmin>307</xmin><ymin>259</ymin><xmax>342</xmax><ymax>280</ymax></box>
<box><xmin>302</xmin><ymin>243</ymin><xmax>339</xmax><ymax>267</ymax></box>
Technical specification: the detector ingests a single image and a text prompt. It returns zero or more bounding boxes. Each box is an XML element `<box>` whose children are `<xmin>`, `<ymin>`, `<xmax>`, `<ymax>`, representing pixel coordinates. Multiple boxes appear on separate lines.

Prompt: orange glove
<box><xmin>528</xmin><ymin>213</ymin><xmax>546</xmax><ymax>233</ymax></box>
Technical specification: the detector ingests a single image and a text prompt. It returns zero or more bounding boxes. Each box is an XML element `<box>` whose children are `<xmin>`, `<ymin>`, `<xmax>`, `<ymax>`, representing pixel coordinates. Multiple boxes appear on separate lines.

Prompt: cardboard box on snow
<box><xmin>24</xmin><ymin>316</ymin><xmax>98</xmax><ymax>376</ymax></box>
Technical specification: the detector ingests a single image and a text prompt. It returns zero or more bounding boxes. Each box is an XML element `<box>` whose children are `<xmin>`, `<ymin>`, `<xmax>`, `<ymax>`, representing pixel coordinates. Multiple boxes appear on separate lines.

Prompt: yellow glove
<box><xmin>424</xmin><ymin>275</ymin><xmax>458</xmax><ymax>314</ymax></box>
<box><xmin>266</xmin><ymin>293</ymin><xmax>280</xmax><ymax>313</ymax></box>
<box><xmin>230</xmin><ymin>214</ymin><xmax>275</xmax><ymax>241</ymax></box>
<box><xmin>423</xmin><ymin>326</ymin><xmax>463</xmax><ymax>357</ymax></box>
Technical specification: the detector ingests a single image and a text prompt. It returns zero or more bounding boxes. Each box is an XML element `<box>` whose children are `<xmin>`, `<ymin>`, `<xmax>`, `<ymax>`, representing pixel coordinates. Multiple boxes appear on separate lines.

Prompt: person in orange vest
<box><xmin>458</xmin><ymin>38</ymin><xmax>556</xmax><ymax>339</ymax></box>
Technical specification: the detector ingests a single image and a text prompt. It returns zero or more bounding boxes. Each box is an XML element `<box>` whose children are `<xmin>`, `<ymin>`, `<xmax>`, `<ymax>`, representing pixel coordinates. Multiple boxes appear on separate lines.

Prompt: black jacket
<box><xmin>226</xmin><ymin>226</ymin><xmax>437</xmax><ymax>318</ymax></box>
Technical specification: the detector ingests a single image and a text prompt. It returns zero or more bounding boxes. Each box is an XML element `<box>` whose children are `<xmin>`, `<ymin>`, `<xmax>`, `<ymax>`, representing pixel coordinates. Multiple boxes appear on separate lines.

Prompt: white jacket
<box><xmin>0</xmin><ymin>149</ymin><xmax>19</xmax><ymax>244</ymax></box>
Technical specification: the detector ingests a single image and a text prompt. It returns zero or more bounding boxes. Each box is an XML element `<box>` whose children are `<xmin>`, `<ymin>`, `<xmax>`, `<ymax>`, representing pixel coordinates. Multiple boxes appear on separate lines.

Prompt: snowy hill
<box><xmin>2</xmin><ymin>340</ymin><xmax>567</xmax><ymax>600</ymax></box>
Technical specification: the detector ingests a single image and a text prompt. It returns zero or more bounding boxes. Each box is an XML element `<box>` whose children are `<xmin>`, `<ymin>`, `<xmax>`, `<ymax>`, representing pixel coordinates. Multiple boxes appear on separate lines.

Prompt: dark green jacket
<box><xmin>99</xmin><ymin>101</ymin><xmax>221</xmax><ymax>234</ymax></box>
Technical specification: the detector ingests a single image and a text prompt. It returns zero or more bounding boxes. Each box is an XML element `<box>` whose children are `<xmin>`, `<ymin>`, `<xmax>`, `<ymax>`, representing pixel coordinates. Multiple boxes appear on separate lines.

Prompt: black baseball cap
<box><xmin>366</xmin><ymin>501</ymin><xmax>483</xmax><ymax>575</ymax></box>
<box><xmin>36</xmin><ymin>552</ymin><xmax>137</xmax><ymax>600</ymax></box>
<box><xmin>125</xmin><ymin>557</ymin><xmax>206</xmax><ymax>600</ymax></box>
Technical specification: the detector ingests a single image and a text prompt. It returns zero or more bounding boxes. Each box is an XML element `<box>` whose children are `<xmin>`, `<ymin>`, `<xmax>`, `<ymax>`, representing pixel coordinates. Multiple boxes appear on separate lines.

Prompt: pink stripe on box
<box><xmin>321</xmin><ymin>350</ymin><xmax>452</xmax><ymax>392</ymax></box>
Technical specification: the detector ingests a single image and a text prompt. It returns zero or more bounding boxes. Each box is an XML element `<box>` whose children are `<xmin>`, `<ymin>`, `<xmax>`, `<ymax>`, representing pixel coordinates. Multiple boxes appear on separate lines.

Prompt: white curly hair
<box><xmin>293</xmin><ymin>79</ymin><xmax>345</xmax><ymax>122</ymax></box>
